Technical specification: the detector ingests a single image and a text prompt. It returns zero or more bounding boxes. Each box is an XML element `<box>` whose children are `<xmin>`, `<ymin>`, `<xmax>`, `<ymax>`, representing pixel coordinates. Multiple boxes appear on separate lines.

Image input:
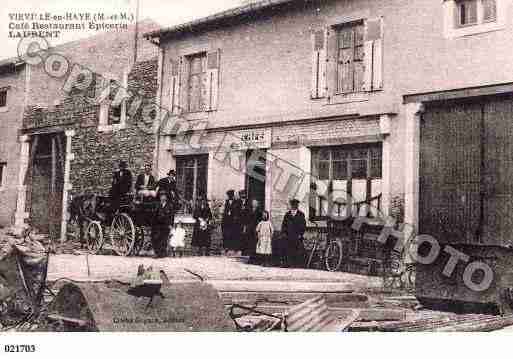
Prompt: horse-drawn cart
<box><xmin>69</xmin><ymin>194</ymin><xmax>160</xmax><ymax>256</ymax></box>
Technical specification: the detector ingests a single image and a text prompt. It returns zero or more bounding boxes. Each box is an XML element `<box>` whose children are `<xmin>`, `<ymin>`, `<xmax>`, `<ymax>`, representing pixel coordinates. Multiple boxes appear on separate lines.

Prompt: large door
<box><xmin>420</xmin><ymin>96</ymin><xmax>513</xmax><ymax>246</ymax></box>
<box><xmin>245</xmin><ymin>149</ymin><xmax>266</xmax><ymax>207</ymax></box>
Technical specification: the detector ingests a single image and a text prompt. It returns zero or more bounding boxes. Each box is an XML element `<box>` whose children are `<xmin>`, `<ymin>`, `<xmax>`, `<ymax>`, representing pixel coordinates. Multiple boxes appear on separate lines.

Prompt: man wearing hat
<box><xmin>110</xmin><ymin>160</ymin><xmax>133</xmax><ymax>214</ymax></box>
<box><xmin>222</xmin><ymin>189</ymin><xmax>242</xmax><ymax>256</ymax></box>
<box><xmin>238</xmin><ymin>189</ymin><xmax>250</xmax><ymax>255</ymax></box>
<box><xmin>151</xmin><ymin>190</ymin><xmax>174</xmax><ymax>258</ymax></box>
<box><xmin>156</xmin><ymin>169</ymin><xmax>180</xmax><ymax>211</ymax></box>
<box><xmin>280</xmin><ymin>198</ymin><xmax>306</xmax><ymax>267</ymax></box>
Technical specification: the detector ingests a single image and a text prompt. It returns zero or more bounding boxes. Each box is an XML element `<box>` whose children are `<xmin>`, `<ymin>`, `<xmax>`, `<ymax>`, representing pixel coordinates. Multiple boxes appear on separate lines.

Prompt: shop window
<box><xmin>187</xmin><ymin>52</ymin><xmax>208</xmax><ymax>113</ymax></box>
<box><xmin>0</xmin><ymin>162</ymin><xmax>6</xmax><ymax>188</ymax></box>
<box><xmin>176</xmin><ymin>155</ymin><xmax>209</xmax><ymax>214</ymax></box>
<box><xmin>310</xmin><ymin>143</ymin><xmax>382</xmax><ymax>219</ymax></box>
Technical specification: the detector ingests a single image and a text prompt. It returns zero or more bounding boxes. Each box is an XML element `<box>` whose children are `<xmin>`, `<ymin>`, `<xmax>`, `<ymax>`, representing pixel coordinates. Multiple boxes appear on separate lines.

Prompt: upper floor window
<box><xmin>336</xmin><ymin>22</ymin><xmax>365</xmax><ymax>94</ymax></box>
<box><xmin>0</xmin><ymin>162</ymin><xmax>6</xmax><ymax>188</ymax></box>
<box><xmin>445</xmin><ymin>0</ymin><xmax>503</xmax><ymax>38</ymax></box>
<box><xmin>0</xmin><ymin>89</ymin><xmax>7</xmax><ymax>108</ymax></box>
<box><xmin>456</xmin><ymin>0</ymin><xmax>496</xmax><ymax>27</ymax></box>
<box><xmin>187</xmin><ymin>52</ymin><xmax>208</xmax><ymax>113</ymax></box>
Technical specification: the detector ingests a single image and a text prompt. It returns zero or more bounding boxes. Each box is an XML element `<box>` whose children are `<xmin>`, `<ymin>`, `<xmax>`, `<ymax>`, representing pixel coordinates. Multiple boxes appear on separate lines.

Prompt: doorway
<box><xmin>28</xmin><ymin>133</ymin><xmax>66</xmax><ymax>237</ymax></box>
<box><xmin>245</xmin><ymin>149</ymin><xmax>266</xmax><ymax>208</ymax></box>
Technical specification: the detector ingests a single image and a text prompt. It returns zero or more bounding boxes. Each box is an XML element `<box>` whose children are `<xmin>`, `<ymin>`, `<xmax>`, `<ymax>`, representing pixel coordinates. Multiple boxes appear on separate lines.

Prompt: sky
<box><xmin>1</xmin><ymin>0</ymin><xmax>246</xmax><ymax>59</ymax></box>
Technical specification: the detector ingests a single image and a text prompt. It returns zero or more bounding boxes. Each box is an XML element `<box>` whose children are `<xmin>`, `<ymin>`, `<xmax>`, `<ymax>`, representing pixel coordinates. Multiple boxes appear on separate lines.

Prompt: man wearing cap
<box><xmin>110</xmin><ymin>160</ymin><xmax>133</xmax><ymax>214</ymax></box>
<box><xmin>280</xmin><ymin>198</ymin><xmax>307</xmax><ymax>267</ymax></box>
<box><xmin>151</xmin><ymin>190</ymin><xmax>174</xmax><ymax>258</ymax></box>
<box><xmin>222</xmin><ymin>189</ymin><xmax>242</xmax><ymax>256</ymax></box>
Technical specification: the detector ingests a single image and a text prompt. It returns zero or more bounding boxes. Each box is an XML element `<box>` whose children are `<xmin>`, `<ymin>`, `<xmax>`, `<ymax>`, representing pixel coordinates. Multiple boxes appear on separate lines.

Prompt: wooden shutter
<box><xmin>325</xmin><ymin>27</ymin><xmax>338</xmax><ymax>100</ymax></box>
<box><xmin>363</xmin><ymin>17</ymin><xmax>383</xmax><ymax>91</ymax></box>
<box><xmin>206</xmin><ymin>50</ymin><xmax>220</xmax><ymax>111</ymax></box>
<box><xmin>170</xmin><ymin>58</ymin><xmax>181</xmax><ymax>114</ymax></box>
<box><xmin>179</xmin><ymin>56</ymin><xmax>189</xmax><ymax>113</ymax></box>
<box><xmin>311</xmin><ymin>29</ymin><xmax>327</xmax><ymax>99</ymax></box>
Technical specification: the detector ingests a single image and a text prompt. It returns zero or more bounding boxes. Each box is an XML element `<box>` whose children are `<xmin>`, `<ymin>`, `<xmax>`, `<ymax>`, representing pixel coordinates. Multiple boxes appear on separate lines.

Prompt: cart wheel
<box><xmin>110</xmin><ymin>213</ymin><xmax>136</xmax><ymax>256</ymax></box>
<box><xmin>406</xmin><ymin>264</ymin><xmax>416</xmax><ymax>288</ymax></box>
<box><xmin>130</xmin><ymin>227</ymin><xmax>145</xmax><ymax>256</ymax></box>
<box><xmin>85</xmin><ymin>221</ymin><xmax>103</xmax><ymax>254</ymax></box>
<box><xmin>325</xmin><ymin>240</ymin><xmax>343</xmax><ymax>272</ymax></box>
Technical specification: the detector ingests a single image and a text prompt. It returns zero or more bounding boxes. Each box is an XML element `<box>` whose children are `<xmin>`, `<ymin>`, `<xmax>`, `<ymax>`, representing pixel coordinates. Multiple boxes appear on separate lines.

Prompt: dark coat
<box><xmin>156</xmin><ymin>176</ymin><xmax>180</xmax><ymax>208</ymax></box>
<box><xmin>192</xmin><ymin>205</ymin><xmax>213</xmax><ymax>247</ymax></box>
<box><xmin>152</xmin><ymin>201</ymin><xmax>174</xmax><ymax>227</ymax></box>
<box><xmin>110</xmin><ymin>169</ymin><xmax>133</xmax><ymax>197</ymax></box>
<box><xmin>135</xmin><ymin>173</ymin><xmax>156</xmax><ymax>191</ymax></box>
<box><xmin>280</xmin><ymin>210</ymin><xmax>307</xmax><ymax>266</ymax></box>
<box><xmin>222</xmin><ymin>199</ymin><xmax>242</xmax><ymax>250</ymax></box>
<box><xmin>244</xmin><ymin>207</ymin><xmax>263</xmax><ymax>255</ymax></box>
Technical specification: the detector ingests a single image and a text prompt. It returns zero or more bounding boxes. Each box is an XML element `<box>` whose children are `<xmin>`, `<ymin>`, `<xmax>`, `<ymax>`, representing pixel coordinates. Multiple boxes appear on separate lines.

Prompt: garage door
<box><xmin>420</xmin><ymin>95</ymin><xmax>513</xmax><ymax>246</ymax></box>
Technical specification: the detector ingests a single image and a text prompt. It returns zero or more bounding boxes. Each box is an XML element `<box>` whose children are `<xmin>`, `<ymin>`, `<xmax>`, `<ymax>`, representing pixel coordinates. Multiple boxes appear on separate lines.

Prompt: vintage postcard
<box><xmin>0</xmin><ymin>0</ymin><xmax>512</xmax><ymax>356</ymax></box>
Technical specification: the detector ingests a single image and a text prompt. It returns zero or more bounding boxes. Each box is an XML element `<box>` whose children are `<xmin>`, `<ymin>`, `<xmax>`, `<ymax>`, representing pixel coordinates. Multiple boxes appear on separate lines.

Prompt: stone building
<box><xmin>8</xmin><ymin>20</ymin><xmax>160</xmax><ymax>239</ymax></box>
<box><xmin>0</xmin><ymin>58</ymin><xmax>27</xmax><ymax>227</ymax></box>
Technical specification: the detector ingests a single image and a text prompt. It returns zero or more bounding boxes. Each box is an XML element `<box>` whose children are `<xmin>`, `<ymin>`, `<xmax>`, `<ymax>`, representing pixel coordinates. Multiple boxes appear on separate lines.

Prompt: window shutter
<box><xmin>180</xmin><ymin>56</ymin><xmax>189</xmax><ymax>113</ymax></box>
<box><xmin>311</xmin><ymin>29</ymin><xmax>327</xmax><ymax>99</ymax></box>
<box><xmin>363</xmin><ymin>17</ymin><xmax>383</xmax><ymax>91</ymax></box>
<box><xmin>206</xmin><ymin>50</ymin><xmax>220</xmax><ymax>111</ymax></box>
<box><xmin>170</xmin><ymin>58</ymin><xmax>181</xmax><ymax>114</ymax></box>
<box><xmin>326</xmin><ymin>27</ymin><xmax>338</xmax><ymax>100</ymax></box>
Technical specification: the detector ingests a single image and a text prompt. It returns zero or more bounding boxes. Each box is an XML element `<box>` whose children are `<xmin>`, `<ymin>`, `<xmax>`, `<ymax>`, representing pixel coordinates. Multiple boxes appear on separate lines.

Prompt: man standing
<box><xmin>222</xmin><ymin>189</ymin><xmax>242</xmax><ymax>256</ymax></box>
<box><xmin>135</xmin><ymin>164</ymin><xmax>156</xmax><ymax>198</ymax></box>
<box><xmin>238</xmin><ymin>190</ymin><xmax>250</xmax><ymax>255</ymax></box>
<box><xmin>280</xmin><ymin>199</ymin><xmax>306</xmax><ymax>268</ymax></box>
<box><xmin>151</xmin><ymin>190</ymin><xmax>174</xmax><ymax>258</ymax></box>
<box><xmin>110</xmin><ymin>160</ymin><xmax>133</xmax><ymax>213</ymax></box>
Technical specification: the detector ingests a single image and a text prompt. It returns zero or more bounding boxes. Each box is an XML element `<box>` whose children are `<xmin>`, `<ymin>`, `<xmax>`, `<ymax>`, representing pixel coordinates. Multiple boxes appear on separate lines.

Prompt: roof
<box><xmin>0</xmin><ymin>56</ymin><xmax>25</xmax><ymax>75</ymax></box>
<box><xmin>144</xmin><ymin>0</ymin><xmax>298</xmax><ymax>39</ymax></box>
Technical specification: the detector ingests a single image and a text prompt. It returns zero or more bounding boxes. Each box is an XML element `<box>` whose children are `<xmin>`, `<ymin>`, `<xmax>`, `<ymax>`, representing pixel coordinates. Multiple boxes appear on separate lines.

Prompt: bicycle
<box><xmin>305</xmin><ymin>221</ymin><xmax>346</xmax><ymax>272</ymax></box>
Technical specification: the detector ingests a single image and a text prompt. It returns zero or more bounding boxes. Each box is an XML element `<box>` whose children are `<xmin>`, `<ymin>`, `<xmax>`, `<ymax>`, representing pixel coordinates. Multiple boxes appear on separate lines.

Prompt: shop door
<box><xmin>245</xmin><ymin>149</ymin><xmax>266</xmax><ymax>207</ymax></box>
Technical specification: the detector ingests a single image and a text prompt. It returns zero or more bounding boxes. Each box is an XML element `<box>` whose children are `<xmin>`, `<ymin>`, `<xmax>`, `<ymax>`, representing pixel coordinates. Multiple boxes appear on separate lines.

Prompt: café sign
<box><xmin>229</xmin><ymin>128</ymin><xmax>271</xmax><ymax>150</ymax></box>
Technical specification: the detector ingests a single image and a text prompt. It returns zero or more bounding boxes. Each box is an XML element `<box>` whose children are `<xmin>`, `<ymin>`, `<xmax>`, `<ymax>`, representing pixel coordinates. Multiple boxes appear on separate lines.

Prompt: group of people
<box><xmin>222</xmin><ymin>189</ymin><xmax>307</xmax><ymax>267</ymax></box>
<box><xmin>108</xmin><ymin>160</ymin><xmax>308</xmax><ymax>267</ymax></box>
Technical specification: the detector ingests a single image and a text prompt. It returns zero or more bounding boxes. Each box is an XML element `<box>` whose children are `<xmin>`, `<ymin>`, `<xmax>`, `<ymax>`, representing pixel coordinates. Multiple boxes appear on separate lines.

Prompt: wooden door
<box><xmin>420</xmin><ymin>101</ymin><xmax>483</xmax><ymax>244</ymax></box>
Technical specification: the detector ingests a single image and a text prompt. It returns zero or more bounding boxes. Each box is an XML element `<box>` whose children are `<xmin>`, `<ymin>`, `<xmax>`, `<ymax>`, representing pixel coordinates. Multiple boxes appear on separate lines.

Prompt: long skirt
<box><xmin>192</xmin><ymin>227</ymin><xmax>211</xmax><ymax>248</ymax></box>
<box><xmin>222</xmin><ymin>223</ymin><xmax>241</xmax><ymax>251</ymax></box>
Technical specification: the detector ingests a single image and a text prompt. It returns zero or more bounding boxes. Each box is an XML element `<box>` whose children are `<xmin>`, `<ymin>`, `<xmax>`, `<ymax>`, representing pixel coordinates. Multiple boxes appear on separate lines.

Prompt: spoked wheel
<box><xmin>325</xmin><ymin>240</ymin><xmax>344</xmax><ymax>272</ymax></box>
<box><xmin>382</xmin><ymin>250</ymin><xmax>405</xmax><ymax>290</ymax></box>
<box><xmin>85</xmin><ymin>221</ymin><xmax>104</xmax><ymax>254</ymax></box>
<box><xmin>110</xmin><ymin>213</ymin><xmax>136</xmax><ymax>256</ymax></box>
<box><xmin>130</xmin><ymin>227</ymin><xmax>145</xmax><ymax>256</ymax></box>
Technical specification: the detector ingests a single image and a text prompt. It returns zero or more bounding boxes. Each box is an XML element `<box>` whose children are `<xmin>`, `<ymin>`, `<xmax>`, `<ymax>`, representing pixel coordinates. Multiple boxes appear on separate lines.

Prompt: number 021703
<box><xmin>4</xmin><ymin>345</ymin><xmax>36</xmax><ymax>353</ymax></box>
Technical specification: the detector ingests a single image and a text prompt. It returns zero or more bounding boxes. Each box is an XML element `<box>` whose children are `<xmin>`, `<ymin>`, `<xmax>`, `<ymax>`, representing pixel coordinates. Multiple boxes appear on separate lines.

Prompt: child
<box><xmin>169</xmin><ymin>220</ymin><xmax>186</xmax><ymax>257</ymax></box>
<box><xmin>255</xmin><ymin>211</ymin><xmax>273</xmax><ymax>266</ymax></box>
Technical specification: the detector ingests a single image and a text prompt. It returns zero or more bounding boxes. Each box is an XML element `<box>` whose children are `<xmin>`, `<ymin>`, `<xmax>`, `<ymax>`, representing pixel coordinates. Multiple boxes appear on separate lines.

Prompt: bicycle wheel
<box><xmin>85</xmin><ymin>221</ymin><xmax>103</xmax><ymax>254</ymax></box>
<box><xmin>325</xmin><ymin>240</ymin><xmax>343</xmax><ymax>272</ymax></box>
<box><xmin>130</xmin><ymin>227</ymin><xmax>145</xmax><ymax>256</ymax></box>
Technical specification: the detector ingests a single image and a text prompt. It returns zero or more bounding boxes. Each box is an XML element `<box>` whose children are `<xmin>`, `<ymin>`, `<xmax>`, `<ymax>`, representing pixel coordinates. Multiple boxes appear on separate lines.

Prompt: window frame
<box><xmin>444</xmin><ymin>0</ymin><xmax>503</xmax><ymax>38</ymax></box>
<box><xmin>175</xmin><ymin>154</ymin><xmax>209</xmax><ymax>214</ymax></box>
<box><xmin>0</xmin><ymin>162</ymin><xmax>6</xmax><ymax>189</ymax></box>
<box><xmin>98</xmin><ymin>70</ymin><xmax>128</xmax><ymax>132</ymax></box>
<box><xmin>186</xmin><ymin>52</ymin><xmax>208</xmax><ymax>114</ymax></box>
<box><xmin>334</xmin><ymin>21</ymin><xmax>365</xmax><ymax>95</ymax></box>
<box><xmin>0</xmin><ymin>89</ymin><xmax>8</xmax><ymax>112</ymax></box>
<box><xmin>310</xmin><ymin>143</ymin><xmax>382</xmax><ymax>220</ymax></box>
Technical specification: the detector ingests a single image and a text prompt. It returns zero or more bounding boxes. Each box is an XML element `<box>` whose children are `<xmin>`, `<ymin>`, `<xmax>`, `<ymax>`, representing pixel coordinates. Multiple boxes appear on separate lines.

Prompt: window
<box><xmin>0</xmin><ymin>162</ymin><xmax>6</xmax><ymax>188</ymax></box>
<box><xmin>336</xmin><ymin>22</ymin><xmax>365</xmax><ymax>94</ymax></box>
<box><xmin>108</xmin><ymin>79</ymin><xmax>122</xmax><ymax>125</ymax></box>
<box><xmin>310</xmin><ymin>143</ymin><xmax>382</xmax><ymax>219</ymax></box>
<box><xmin>176</xmin><ymin>155</ymin><xmax>209</xmax><ymax>213</ymax></box>
<box><xmin>0</xmin><ymin>90</ymin><xmax>7</xmax><ymax>108</ymax></box>
<box><xmin>445</xmin><ymin>0</ymin><xmax>501</xmax><ymax>38</ymax></box>
<box><xmin>187</xmin><ymin>53</ymin><xmax>208</xmax><ymax>112</ymax></box>
<box><xmin>98</xmin><ymin>71</ymin><xmax>127</xmax><ymax>132</ymax></box>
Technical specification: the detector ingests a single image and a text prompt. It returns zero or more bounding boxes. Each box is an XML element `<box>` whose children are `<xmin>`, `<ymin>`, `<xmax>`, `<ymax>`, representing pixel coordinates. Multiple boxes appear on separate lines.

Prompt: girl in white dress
<box><xmin>169</xmin><ymin>220</ymin><xmax>186</xmax><ymax>257</ymax></box>
<box><xmin>255</xmin><ymin>211</ymin><xmax>273</xmax><ymax>266</ymax></box>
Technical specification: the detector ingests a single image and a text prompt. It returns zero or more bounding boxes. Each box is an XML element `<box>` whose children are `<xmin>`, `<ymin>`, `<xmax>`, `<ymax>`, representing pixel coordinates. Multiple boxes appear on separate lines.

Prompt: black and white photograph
<box><xmin>1</xmin><ymin>0</ymin><xmax>513</xmax><ymax>356</ymax></box>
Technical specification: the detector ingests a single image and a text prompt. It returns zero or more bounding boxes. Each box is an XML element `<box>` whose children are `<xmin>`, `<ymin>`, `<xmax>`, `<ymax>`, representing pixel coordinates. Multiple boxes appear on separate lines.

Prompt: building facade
<box><xmin>0</xmin><ymin>59</ymin><xmax>27</xmax><ymax>227</ymax></box>
<box><xmin>9</xmin><ymin>21</ymin><xmax>159</xmax><ymax>239</ymax></box>
<box><xmin>146</xmin><ymin>0</ymin><xmax>513</xmax><ymax>308</ymax></box>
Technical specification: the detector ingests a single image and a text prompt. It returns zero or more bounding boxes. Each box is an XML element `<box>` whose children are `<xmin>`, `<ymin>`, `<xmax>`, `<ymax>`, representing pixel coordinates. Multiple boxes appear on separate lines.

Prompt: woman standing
<box><xmin>192</xmin><ymin>197</ymin><xmax>213</xmax><ymax>256</ymax></box>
